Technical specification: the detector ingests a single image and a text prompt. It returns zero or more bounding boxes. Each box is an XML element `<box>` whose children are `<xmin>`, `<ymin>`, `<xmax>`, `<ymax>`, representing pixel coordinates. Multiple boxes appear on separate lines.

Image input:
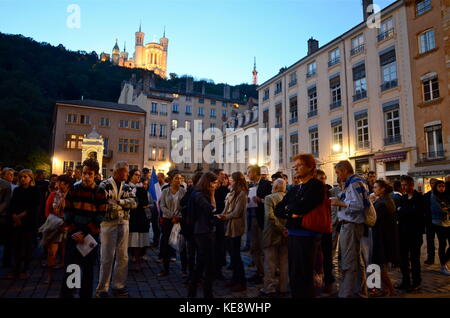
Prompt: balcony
<box><xmin>380</xmin><ymin>79</ymin><xmax>398</xmax><ymax>92</ymax></box>
<box><xmin>263</xmin><ymin>95</ymin><xmax>269</xmax><ymax>101</ymax></box>
<box><xmin>274</xmin><ymin>88</ymin><xmax>282</xmax><ymax>95</ymax></box>
<box><xmin>357</xmin><ymin>140</ymin><xmax>370</xmax><ymax>149</ymax></box>
<box><xmin>420</xmin><ymin>150</ymin><xmax>446</xmax><ymax>162</ymax></box>
<box><xmin>185</xmin><ymin>112</ymin><xmax>192</xmax><ymax>115</ymax></box>
<box><xmin>172</xmin><ymin>110</ymin><xmax>179</xmax><ymax>114</ymax></box>
<box><xmin>306</xmin><ymin>71</ymin><xmax>316</xmax><ymax>78</ymax></box>
<box><xmin>197</xmin><ymin>113</ymin><xmax>204</xmax><ymax>117</ymax></box>
<box><xmin>159</xmin><ymin>134</ymin><xmax>167</xmax><ymax>139</ymax></box>
<box><xmin>307</xmin><ymin>109</ymin><xmax>318</xmax><ymax>118</ymax></box>
<box><xmin>262</xmin><ymin>122</ymin><xmax>268</xmax><ymax>128</ymax></box>
<box><xmin>328</xmin><ymin>57</ymin><xmax>340</xmax><ymax>67</ymax></box>
<box><xmin>384</xmin><ymin>134</ymin><xmax>402</xmax><ymax>146</ymax></box>
<box><xmin>351</xmin><ymin>44</ymin><xmax>365</xmax><ymax>56</ymax></box>
<box><xmin>275</xmin><ymin>119</ymin><xmax>282</xmax><ymax>128</ymax></box>
<box><xmin>353</xmin><ymin>90</ymin><xmax>367</xmax><ymax>102</ymax></box>
<box><xmin>150</xmin><ymin>110</ymin><xmax>158</xmax><ymax>115</ymax></box>
<box><xmin>289</xmin><ymin>117</ymin><xmax>298</xmax><ymax>125</ymax></box>
<box><xmin>377</xmin><ymin>28</ymin><xmax>395</xmax><ymax>42</ymax></box>
<box><xmin>159</xmin><ymin>112</ymin><xmax>168</xmax><ymax>116</ymax></box>
<box><xmin>330</xmin><ymin>100</ymin><xmax>342</xmax><ymax>110</ymax></box>
<box><xmin>103</xmin><ymin>150</ymin><xmax>113</xmax><ymax>158</ymax></box>
<box><xmin>288</xmin><ymin>79</ymin><xmax>297</xmax><ymax>87</ymax></box>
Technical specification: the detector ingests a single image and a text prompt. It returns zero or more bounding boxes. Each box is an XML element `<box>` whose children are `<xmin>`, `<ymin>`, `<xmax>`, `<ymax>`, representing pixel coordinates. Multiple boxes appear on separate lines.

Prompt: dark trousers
<box><xmin>0</xmin><ymin>222</ymin><xmax>13</xmax><ymax>267</ymax></box>
<box><xmin>12</xmin><ymin>228</ymin><xmax>34</xmax><ymax>274</ymax></box>
<box><xmin>321</xmin><ymin>232</ymin><xmax>335</xmax><ymax>285</ymax></box>
<box><xmin>160</xmin><ymin>218</ymin><xmax>174</xmax><ymax>272</ymax></box>
<box><xmin>188</xmin><ymin>233</ymin><xmax>215</xmax><ymax>298</ymax></box>
<box><xmin>229</xmin><ymin>236</ymin><xmax>246</xmax><ymax>285</ymax></box>
<box><xmin>186</xmin><ymin>236</ymin><xmax>197</xmax><ymax>281</ymax></box>
<box><xmin>434</xmin><ymin>225</ymin><xmax>450</xmax><ymax>266</ymax></box>
<box><xmin>244</xmin><ymin>209</ymin><xmax>252</xmax><ymax>249</ymax></box>
<box><xmin>151</xmin><ymin>206</ymin><xmax>160</xmax><ymax>246</ymax></box>
<box><xmin>60</xmin><ymin>236</ymin><xmax>98</xmax><ymax>298</ymax></box>
<box><xmin>214</xmin><ymin>220</ymin><xmax>226</xmax><ymax>274</ymax></box>
<box><xmin>425</xmin><ymin>222</ymin><xmax>436</xmax><ymax>260</ymax></box>
<box><xmin>399</xmin><ymin>232</ymin><xmax>422</xmax><ymax>286</ymax></box>
<box><xmin>288</xmin><ymin>235</ymin><xmax>321</xmax><ymax>298</ymax></box>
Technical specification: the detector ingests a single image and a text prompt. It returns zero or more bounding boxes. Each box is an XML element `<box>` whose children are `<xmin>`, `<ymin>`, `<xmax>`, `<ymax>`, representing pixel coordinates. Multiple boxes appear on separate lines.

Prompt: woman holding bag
<box><xmin>275</xmin><ymin>154</ymin><xmax>325</xmax><ymax>298</ymax></box>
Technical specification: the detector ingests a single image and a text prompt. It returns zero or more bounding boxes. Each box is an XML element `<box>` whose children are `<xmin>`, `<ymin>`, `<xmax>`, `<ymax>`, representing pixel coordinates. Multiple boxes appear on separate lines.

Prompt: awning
<box><xmin>373</xmin><ymin>151</ymin><xmax>407</xmax><ymax>163</ymax></box>
<box><xmin>408</xmin><ymin>164</ymin><xmax>450</xmax><ymax>178</ymax></box>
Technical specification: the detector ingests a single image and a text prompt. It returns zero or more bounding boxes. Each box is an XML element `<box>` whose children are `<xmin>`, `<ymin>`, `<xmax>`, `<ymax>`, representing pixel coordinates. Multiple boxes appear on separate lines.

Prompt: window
<box><xmin>384</xmin><ymin>107</ymin><xmax>401</xmax><ymax>145</ymax></box>
<box><xmin>66</xmin><ymin>113</ymin><xmax>78</xmax><ymax>124</ymax></box>
<box><xmin>353</xmin><ymin>63</ymin><xmax>367</xmax><ymax>101</ymax></box>
<box><xmin>309</xmin><ymin>127</ymin><xmax>319</xmax><ymax>157</ymax></box>
<box><xmin>158</xmin><ymin>148</ymin><xmax>165</xmax><ymax>161</ymax></box>
<box><xmin>290</xmin><ymin>133</ymin><xmax>299</xmax><ymax>161</ymax></box>
<box><xmin>308</xmin><ymin>86</ymin><xmax>318</xmax><ymax>118</ymax></box>
<box><xmin>199</xmin><ymin>98</ymin><xmax>204</xmax><ymax>104</ymax></box>
<box><xmin>416</xmin><ymin>0</ymin><xmax>431</xmax><ymax>16</ymax></box>
<box><xmin>65</xmin><ymin>134</ymin><xmax>83</xmax><ymax>149</ymax></box>
<box><xmin>171</xmin><ymin>119</ymin><xmax>178</xmax><ymax>130</ymax></box>
<box><xmin>103</xmin><ymin>137</ymin><xmax>109</xmax><ymax>155</ymax></box>
<box><xmin>198</xmin><ymin>107</ymin><xmax>204</xmax><ymax>116</ymax></box>
<box><xmin>80</xmin><ymin>115</ymin><xmax>90</xmax><ymax>125</ymax></box>
<box><xmin>380</xmin><ymin>49</ymin><xmax>398</xmax><ymax>91</ymax></box>
<box><xmin>378</xmin><ymin>18</ymin><xmax>394</xmax><ymax>42</ymax></box>
<box><xmin>331</xmin><ymin>119</ymin><xmax>343</xmax><ymax>152</ymax></box>
<box><xmin>100</xmin><ymin>117</ymin><xmax>110</xmax><ymax>127</ymax></box>
<box><xmin>307</xmin><ymin>61</ymin><xmax>317</xmax><ymax>78</ymax></box>
<box><xmin>422</xmin><ymin>76</ymin><xmax>440</xmax><ymax>102</ymax></box>
<box><xmin>150</xmin><ymin>123</ymin><xmax>157</xmax><ymax>136</ymax></box>
<box><xmin>275</xmin><ymin>81</ymin><xmax>282</xmax><ymax>95</ymax></box>
<box><xmin>160</xmin><ymin>104</ymin><xmax>167</xmax><ymax>115</ymax></box>
<box><xmin>328</xmin><ymin>48</ymin><xmax>340</xmax><ymax>67</ymax></box>
<box><xmin>210</xmin><ymin>123</ymin><xmax>216</xmax><ymax>130</ymax></box>
<box><xmin>129</xmin><ymin>139</ymin><xmax>139</xmax><ymax>153</ymax></box>
<box><xmin>289</xmin><ymin>96</ymin><xmax>298</xmax><ymax>124</ymax></box>
<box><xmin>151</xmin><ymin>102</ymin><xmax>158</xmax><ymax>114</ymax></box>
<box><xmin>63</xmin><ymin>161</ymin><xmax>79</xmax><ymax>173</ymax></box>
<box><xmin>351</xmin><ymin>34</ymin><xmax>365</xmax><ymax>55</ymax></box>
<box><xmin>185</xmin><ymin>96</ymin><xmax>191</xmax><ymax>102</ymax></box>
<box><xmin>150</xmin><ymin>147</ymin><xmax>157</xmax><ymax>161</ymax></box>
<box><xmin>210</xmin><ymin>108</ymin><xmax>216</xmax><ymax>118</ymax></box>
<box><xmin>160</xmin><ymin>124</ymin><xmax>166</xmax><ymax>137</ymax></box>
<box><xmin>118</xmin><ymin>138</ymin><xmax>129</xmax><ymax>152</ymax></box>
<box><xmin>289</xmin><ymin>72</ymin><xmax>297</xmax><ymax>87</ymax></box>
<box><xmin>185</xmin><ymin>105</ymin><xmax>192</xmax><ymax>115</ymax></box>
<box><xmin>222</xmin><ymin>110</ymin><xmax>227</xmax><ymax>118</ymax></box>
<box><xmin>185</xmin><ymin>120</ymin><xmax>191</xmax><ymax>131</ymax></box>
<box><xmin>355</xmin><ymin>159</ymin><xmax>370</xmax><ymax>174</ymax></box>
<box><xmin>425</xmin><ymin>124</ymin><xmax>444</xmax><ymax>158</ymax></box>
<box><xmin>222</xmin><ymin>102</ymin><xmax>227</xmax><ymax>107</ymax></box>
<box><xmin>129</xmin><ymin>165</ymin><xmax>139</xmax><ymax>171</ymax></box>
<box><xmin>330</xmin><ymin>76</ymin><xmax>342</xmax><ymax>109</ymax></box>
<box><xmin>385</xmin><ymin>161</ymin><xmax>400</xmax><ymax>171</ymax></box>
<box><xmin>275</xmin><ymin>104</ymin><xmax>282</xmax><ymax>128</ymax></box>
<box><xmin>418</xmin><ymin>29</ymin><xmax>435</xmax><ymax>54</ymax></box>
<box><xmin>263</xmin><ymin>109</ymin><xmax>269</xmax><ymax>128</ymax></box>
<box><xmin>119</xmin><ymin>120</ymin><xmax>129</xmax><ymax>128</ymax></box>
<box><xmin>211</xmin><ymin>100</ymin><xmax>216</xmax><ymax>105</ymax></box>
<box><xmin>172</xmin><ymin>104</ymin><xmax>179</xmax><ymax>113</ymax></box>
<box><xmin>263</xmin><ymin>88</ymin><xmax>270</xmax><ymax>101</ymax></box>
<box><xmin>356</xmin><ymin>112</ymin><xmax>370</xmax><ymax>149</ymax></box>
<box><xmin>131</xmin><ymin>120</ymin><xmax>140</xmax><ymax>129</ymax></box>
<box><xmin>278</xmin><ymin>137</ymin><xmax>283</xmax><ymax>164</ymax></box>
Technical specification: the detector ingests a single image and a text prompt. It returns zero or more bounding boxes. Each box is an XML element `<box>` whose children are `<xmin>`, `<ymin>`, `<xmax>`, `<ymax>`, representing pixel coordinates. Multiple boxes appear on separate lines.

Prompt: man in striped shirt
<box><xmin>60</xmin><ymin>158</ymin><xmax>107</xmax><ymax>298</ymax></box>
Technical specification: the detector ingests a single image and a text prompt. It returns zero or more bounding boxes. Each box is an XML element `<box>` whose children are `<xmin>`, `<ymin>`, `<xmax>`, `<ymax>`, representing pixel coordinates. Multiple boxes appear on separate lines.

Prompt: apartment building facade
<box><xmin>258</xmin><ymin>0</ymin><xmax>417</xmax><ymax>184</ymax></box>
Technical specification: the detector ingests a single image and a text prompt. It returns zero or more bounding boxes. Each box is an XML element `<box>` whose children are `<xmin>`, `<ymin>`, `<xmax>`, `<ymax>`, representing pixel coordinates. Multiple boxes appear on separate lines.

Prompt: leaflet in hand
<box><xmin>76</xmin><ymin>234</ymin><xmax>98</xmax><ymax>257</ymax></box>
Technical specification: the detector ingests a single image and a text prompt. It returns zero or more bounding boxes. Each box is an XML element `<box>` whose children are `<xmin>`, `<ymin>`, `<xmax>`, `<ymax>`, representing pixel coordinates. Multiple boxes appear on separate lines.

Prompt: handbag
<box><xmin>169</xmin><ymin>223</ymin><xmax>182</xmax><ymax>251</ymax></box>
<box><xmin>300</xmin><ymin>196</ymin><xmax>332</xmax><ymax>234</ymax></box>
<box><xmin>364</xmin><ymin>202</ymin><xmax>377</xmax><ymax>227</ymax></box>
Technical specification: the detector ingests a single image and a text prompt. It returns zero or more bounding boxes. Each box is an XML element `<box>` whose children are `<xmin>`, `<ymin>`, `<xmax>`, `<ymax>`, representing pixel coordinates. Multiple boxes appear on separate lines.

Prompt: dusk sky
<box><xmin>0</xmin><ymin>0</ymin><xmax>396</xmax><ymax>85</ymax></box>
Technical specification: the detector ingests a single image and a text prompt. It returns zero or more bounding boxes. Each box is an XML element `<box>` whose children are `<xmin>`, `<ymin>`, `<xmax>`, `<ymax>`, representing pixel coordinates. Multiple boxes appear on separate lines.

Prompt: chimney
<box><xmin>307</xmin><ymin>38</ymin><xmax>319</xmax><ymax>55</ymax></box>
<box><xmin>201</xmin><ymin>82</ymin><xmax>206</xmax><ymax>95</ymax></box>
<box><xmin>185</xmin><ymin>76</ymin><xmax>193</xmax><ymax>93</ymax></box>
<box><xmin>362</xmin><ymin>0</ymin><xmax>374</xmax><ymax>21</ymax></box>
<box><xmin>231</xmin><ymin>87</ymin><xmax>239</xmax><ymax>100</ymax></box>
<box><xmin>223</xmin><ymin>84</ymin><xmax>231</xmax><ymax>99</ymax></box>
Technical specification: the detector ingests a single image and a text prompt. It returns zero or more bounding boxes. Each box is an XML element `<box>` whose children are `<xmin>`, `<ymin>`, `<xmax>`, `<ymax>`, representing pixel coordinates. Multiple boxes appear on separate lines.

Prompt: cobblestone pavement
<box><xmin>0</xmin><ymin>235</ymin><xmax>449</xmax><ymax>298</ymax></box>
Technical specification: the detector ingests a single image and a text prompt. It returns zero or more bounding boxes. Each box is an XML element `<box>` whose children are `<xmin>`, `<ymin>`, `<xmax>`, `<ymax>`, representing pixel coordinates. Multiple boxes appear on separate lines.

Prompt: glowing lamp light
<box><xmin>332</xmin><ymin>144</ymin><xmax>342</xmax><ymax>152</ymax></box>
<box><xmin>249</xmin><ymin>158</ymin><xmax>257</xmax><ymax>165</ymax></box>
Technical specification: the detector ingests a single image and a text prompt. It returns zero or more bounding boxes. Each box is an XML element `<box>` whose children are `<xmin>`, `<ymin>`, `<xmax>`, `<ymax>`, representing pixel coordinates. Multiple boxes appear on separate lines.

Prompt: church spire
<box><xmin>139</xmin><ymin>21</ymin><xmax>141</xmax><ymax>33</ymax></box>
<box><xmin>252</xmin><ymin>57</ymin><xmax>258</xmax><ymax>85</ymax></box>
<box><xmin>163</xmin><ymin>25</ymin><xmax>166</xmax><ymax>38</ymax></box>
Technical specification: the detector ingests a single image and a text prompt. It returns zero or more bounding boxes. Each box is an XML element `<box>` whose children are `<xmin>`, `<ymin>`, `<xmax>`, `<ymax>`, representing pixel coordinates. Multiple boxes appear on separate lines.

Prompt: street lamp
<box><xmin>332</xmin><ymin>144</ymin><xmax>341</xmax><ymax>153</ymax></box>
<box><xmin>249</xmin><ymin>158</ymin><xmax>257</xmax><ymax>165</ymax></box>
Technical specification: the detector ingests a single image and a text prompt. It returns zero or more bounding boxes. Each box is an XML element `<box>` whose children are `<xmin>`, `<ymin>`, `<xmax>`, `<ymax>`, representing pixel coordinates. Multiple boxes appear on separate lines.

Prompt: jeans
<box><xmin>12</xmin><ymin>228</ymin><xmax>34</xmax><ymax>274</ymax></box>
<box><xmin>60</xmin><ymin>235</ymin><xmax>98</xmax><ymax>298</ymax></box>
<box><xmin>214</xmin><ymin>220</ymin><xmax>226</xmax><ymax>274</ymax></box>
<box><xmin>425</xmin><ymin>222</ymin><xmax>436</xmax><ymax>260</ymax></box>
<box><xmin>321</xmin><ymin>232</ymin><xmax>335</xmax><ymax>285</ymax></box>
<box><xmin>150</xmin><ymin>206</ymin><xmax>160</xmax><ymax>245</ymax></box>
<box><xmin>288</xmin><ymin>235</ymin><xmax>320</xmax><ymax>298</ymax></box>
<box><xmin>263</xmin><ymin>244</ymin><xmax>288</xmax><ymax>293</ymax></box>
<box><xmin>338</xmin><ymin>223</ymin><xmax>368</xmax><ymax>298</ymax></box>
<box><xmin>244</xmin><ymin>208</ymin><xmax>252</xmax><ymax>249</ymax></box>
<box><xmin>399</xmin><ymin>231</ymin><xmax>422</xmax><ymax>286</ymax></box>
<box><xmin>186</xmin><ymin>236</ymin><xmax>197</xmax><ymax>281</ymax></box>
<box><xmin>96</xmin><ymin>221</ymin><xmax>129</xmax><ymax>293</ymax></box>
<box><xmin>250</xmin><ymin>215</ymin><xmax>263</xmax><ymax>276</ymax></box>
<box><xmin>228</xmin><ymin>236</ymin><xmax>246</xmax><ymax>286</ymax></box>
<box><xmin>160</xmin><ymin>218</ymin><xmax>174</xmax><ymax>272</ymax></box>
<box><xmin>188</xmin><ymin>233</ymin><xmax>215</xmax><ymax>298</ymax></box>
<box><xmin>434</xmin><ymin>225</ymin><xmax>450</xmax><ymax>266</ymax></box>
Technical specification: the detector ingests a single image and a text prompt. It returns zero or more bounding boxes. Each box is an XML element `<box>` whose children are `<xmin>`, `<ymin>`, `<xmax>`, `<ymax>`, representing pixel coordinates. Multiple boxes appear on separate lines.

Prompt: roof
<box><xmin>257</xmin><ymin>0</ymin><xmax>403</xmax><ymax>90</ymax></box>
<box><xmin>146</xmin><ymin>87</ymin><xmax>245</xmax><ymax>104</ymax></box>
<box><xmin>56</xmin><ymin>99</ymin><xmax>146</xmax><ymax>114</ymax></box>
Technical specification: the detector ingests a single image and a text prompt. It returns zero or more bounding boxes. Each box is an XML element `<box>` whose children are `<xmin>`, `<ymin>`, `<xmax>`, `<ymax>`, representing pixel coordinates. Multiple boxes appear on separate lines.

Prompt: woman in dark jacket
<box><xmin>7</xmin><ymin>169</ymin><xmax>40</xmax><ymax>279</ymax></box>
<box><xmin>370</xmin><ymin>180</ymin><xmax>400</xmax><ymax>296</ymax></box>
<box><xmin>275</xmin><ymin>154</ymin><xmax>325</xmax><ymax>298</ymax></box>
<box><xmin>187</xmin><ymin>172</ymin><xmax>218</xmax><ymax>298</ymax></box>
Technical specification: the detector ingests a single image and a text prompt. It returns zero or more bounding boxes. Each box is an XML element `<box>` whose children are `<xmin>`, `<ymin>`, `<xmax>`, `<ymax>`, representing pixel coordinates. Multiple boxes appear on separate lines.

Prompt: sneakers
<box><xmin>440</xmin><ymin>265</ymin><xmax>450</xmax><ymax>276</ymax></box>
<box><xmin>112</xmin><ymin>288</ymin><xmax>129</xmax><ymax>297</ymax></box>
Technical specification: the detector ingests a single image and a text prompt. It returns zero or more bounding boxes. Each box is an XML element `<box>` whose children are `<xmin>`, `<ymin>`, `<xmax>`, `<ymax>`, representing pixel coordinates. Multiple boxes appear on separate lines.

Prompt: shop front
<box><xmin>408</xmin><ymin>164</ymin><xmax>450</xmax><ymax>192</ymax></box>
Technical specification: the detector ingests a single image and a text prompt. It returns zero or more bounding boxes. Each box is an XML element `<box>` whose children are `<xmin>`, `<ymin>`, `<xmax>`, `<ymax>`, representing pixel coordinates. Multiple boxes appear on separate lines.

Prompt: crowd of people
<box><xmin>0</xmin><ymin>155</ymin><xmax>449</xmax><ymax>298</ymax></box>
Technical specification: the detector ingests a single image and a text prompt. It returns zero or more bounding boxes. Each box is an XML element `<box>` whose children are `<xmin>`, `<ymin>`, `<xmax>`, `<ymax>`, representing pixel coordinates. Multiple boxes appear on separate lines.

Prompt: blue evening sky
<box><xmin>0</xmin><ymin>0</ymin><xmax>396</xmax><ymax>85</ymax></box>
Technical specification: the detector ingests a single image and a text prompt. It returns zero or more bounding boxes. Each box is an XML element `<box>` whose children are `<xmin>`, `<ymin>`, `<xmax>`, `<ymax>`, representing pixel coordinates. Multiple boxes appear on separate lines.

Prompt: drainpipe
<box><xmin>342</xmin><ymin>38</ymin><xmax>352</xmax><ymax>162</ymax></box>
